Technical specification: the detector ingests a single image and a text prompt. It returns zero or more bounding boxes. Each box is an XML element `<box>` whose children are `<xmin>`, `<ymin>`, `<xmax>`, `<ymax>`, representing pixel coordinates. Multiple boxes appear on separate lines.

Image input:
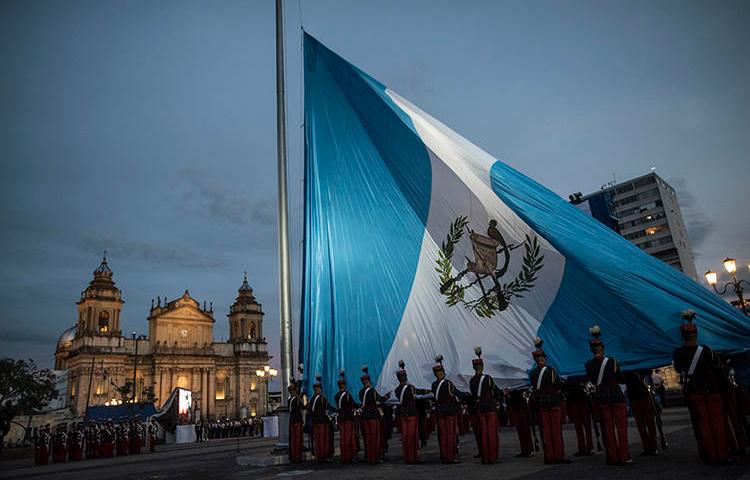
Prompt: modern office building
<box><xmin>571</xmin><ymin>172</ymin><xmax>698</xmax><ymax>280</ymax></box>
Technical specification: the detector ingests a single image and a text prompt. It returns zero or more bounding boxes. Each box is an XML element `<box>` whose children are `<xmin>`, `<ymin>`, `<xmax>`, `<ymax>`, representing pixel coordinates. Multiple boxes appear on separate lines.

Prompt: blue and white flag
<box><xmin>300</xmin><ymin>33</ymin><xmax>749</xmax><ymax>396</ymax></box>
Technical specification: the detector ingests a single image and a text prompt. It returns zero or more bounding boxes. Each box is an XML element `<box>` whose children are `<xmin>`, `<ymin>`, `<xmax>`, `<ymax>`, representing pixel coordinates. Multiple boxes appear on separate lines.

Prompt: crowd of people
<box><xmin>287</xmin><ymin>310</ymin><xmax>750</xmax><ymax>468</ymax></box>
<box><xmin>194</xmin><ymin>417</ymin><xmax>263</xmax><ymax>441</ymax></box>
<box><xmin>32</xmin><ymin>415</ymin><xmax>159</xmax><ymax>464</ymax></box>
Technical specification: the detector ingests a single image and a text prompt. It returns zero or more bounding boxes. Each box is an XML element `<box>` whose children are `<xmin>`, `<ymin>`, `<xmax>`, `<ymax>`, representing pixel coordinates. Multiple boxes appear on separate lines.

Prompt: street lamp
<box><xmin>705</xmin><ymin>256</ymin><xmax>750</xmax><ymax>314</ymax></box>
<box><xmin>256</xmin><ymin>365</ymin><xmax>278</xmax><ymax>416</ymax></box>
<box><xmin>131</xmin><ymin>332</ymin><xmax>147</xmax><ymax>402</ymax></box>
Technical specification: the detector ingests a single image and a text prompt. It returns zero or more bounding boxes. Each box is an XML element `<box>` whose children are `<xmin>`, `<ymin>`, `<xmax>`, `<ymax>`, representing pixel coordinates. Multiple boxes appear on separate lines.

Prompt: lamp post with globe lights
<box><xmin>705</xmin><ymin>257</ymin><xmax>750</xmax><ymax>315</ymax></box>
<box><xmin>256</xmin><ymin>365</ymin><xmax>278</xmax><ymax>416</ymax></box>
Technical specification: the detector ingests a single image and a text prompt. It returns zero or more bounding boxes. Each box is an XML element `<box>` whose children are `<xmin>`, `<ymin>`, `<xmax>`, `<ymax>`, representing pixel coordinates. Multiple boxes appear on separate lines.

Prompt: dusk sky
<box><xmin>1</xmin><ymin>0</ymin><xmax>748</xmax><ymax>380</ymax></box>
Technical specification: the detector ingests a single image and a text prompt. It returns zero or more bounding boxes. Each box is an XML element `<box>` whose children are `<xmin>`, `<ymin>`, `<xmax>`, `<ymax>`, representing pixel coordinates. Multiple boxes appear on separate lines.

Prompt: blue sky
<box><xmin>1</xmin><ymin>0</ymin><xmax>748</xmax><ymax>377</ymax></box>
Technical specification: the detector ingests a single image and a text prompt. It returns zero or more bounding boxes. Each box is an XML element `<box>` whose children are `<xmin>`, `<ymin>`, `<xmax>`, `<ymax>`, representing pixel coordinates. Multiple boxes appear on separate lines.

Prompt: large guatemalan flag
<box><xmin>300</xmin><ymin>33</ymin><xmax>749</xmax><ymax>397</ymax></box>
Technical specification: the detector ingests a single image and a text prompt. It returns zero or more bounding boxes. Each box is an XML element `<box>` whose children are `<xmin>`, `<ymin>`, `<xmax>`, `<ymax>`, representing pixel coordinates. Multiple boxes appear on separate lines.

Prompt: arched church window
<box><xmin>98</xmin><ymin>311</ymin><xmax>109</xmax><ymax>333</ymax></box>
<box><xmin>249</xmin><ymin>323</ymin><xmax>256</xmax><ymax>339</ymax></box>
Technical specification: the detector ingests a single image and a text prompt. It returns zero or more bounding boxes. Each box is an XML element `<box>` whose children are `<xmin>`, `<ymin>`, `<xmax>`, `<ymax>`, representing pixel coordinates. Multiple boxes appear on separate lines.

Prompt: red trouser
<box><xmin>101</xmin><ymin>441</ymin><xmax>113</xmax><ymax>458</ymax></box>
<box><xmin>363</xmin><ymin>419</ymin><xmax>383</xmax><ymax>464</ymax></box>
<box><xmin>599</xmin><ymin>402</ymin><xmax>630</xmax><ymax>464</ymax></box>
<box><xmin>35</xmin><ymin>446</ymin><xmax>48</xmax><ymax>465</ymax></box>
<box><xmin>338</xmin><ymin>419</ymin><xmax>357</xmax><ymax>463</ymax></box>
<box><xmin>687</xmin><ymin>393</ymin><xmax>729</xmax><ymax>463</ymax></box>
<box><xmin>723</xmin><ymin>391</ymin><xmax>747</xmax><ymax>454</ymax></box>
<box><xmin>312</xmin><ymin>422</ymin><xmax>332</xmax><ymax>460</ymax></box>
<box><xmin>510</xmin><ymin>405</ymin><xmax>534</xmax><ymax>454</ymax></box>
<box><xmin>539</xmin><ymin>406</ymin><xmax>565</xmax><ymax>463</ymax></box>
<box><xmin>567</xmin><ymin>399</ymin><xmax>593</xmax><ymax>453</ymax></box>
<box><xmin>288</xmin><ymin>422</ymin><xmax>303</xmax><ymax>462</ymax></box>
<box><xmin>472</xmin><ymin>414</ymin><xmax>482</xmax><ymax>454</ymax></box>
<box><xmin>630</xmin><ymin>397</ymin><xmax>658</xmax><ymax>452</ymax></box>
<box><xmin>437</xmin><ymin>415</ymin><xmax>457</xmax><ymax>463</ymax></box>
<box><xmin>478</xmin><ymin>410</ymin><xmax>499</xmax><ymax>463</ymax></box>
<box><xmin>400</xmin><ymin>415</ymin><xmax>419</xmax><ymax>464</ymax></box>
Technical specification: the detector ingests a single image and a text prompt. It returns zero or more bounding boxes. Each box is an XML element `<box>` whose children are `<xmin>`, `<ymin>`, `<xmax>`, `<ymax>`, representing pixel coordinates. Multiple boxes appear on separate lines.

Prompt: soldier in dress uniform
<box><xmin>469</xmin><ymin>347</ymin><xmax>501</xmax><ymax>464</ymax></box>
<box><xmin>394</xmin><ymin>360</ymin><xmax>423</xmax><ymax>464</ymax></box>
<box><xmin>431</xmin><ymin>354</ymin><xmax>461</xmax><ymax>464</ymax></box>
<box><xmin>624</xmin><ymin>369</ymin><xmax>659</xmax><ymax>456</ymax></box>
<box><xmin>308</xmin><ymin>375</ymin><xmax>333</xmax><ymax>462</ymax></box>
<box><xmin>288</xmin><ymin>377</ymin><xmax>305</xmax><ymax>463</ymax></box>
<box><xmin>34</xmin><ymin>424</ymin><xmax>50</xmax><ymax>465</ymax></box>
<box><xmin>673</xmin><ymin>309</ymin><xmax>730</xmax><ymax>465</ymax></box>
<box><xmin>719</xmin><ymin>357</ymin><xmax>747</xmax><ymax>457</ymax></box>
<box><xmin>358</xmin><ymin>365</ymin><xmax>389</xmax><ymax>464</ymax></box>
<box><xmin>530</xmin><ymin>337</ymin><xmax>569</xmax><ymax>464</ymax></box>
<box><xmin>148</xmin><ymin>418</ymin><xmax>158</xmax><ymax>453</ymax></box>
<box><xmin>130</xmin><ymin>415</ymin><xmax>143</xmax><ymax>454</ymax></box>
<box><xmin>584</xmin><ymin>325</ymin><xmax>632</xmax><ymax>466</ymax></box>
<box><xmin>564</xmin><ymin>378</ymin><xmax>594</xmax><ymax>456</ymax></box>
<box><xmin>116</xmin><ymin>417</ymin><xmax>129</xmax><ymax>455</ymax></box>
<box><xmin>52</xmin><ymin>422</ymin><xmax>68</xmax><ymax>463</ymax></box>
<box><xmin>507</xmin><ymin>389</ymin><xmax>534</xmax><ymax>457</ymax></box>
<box><xmin>67</xmin><ymin>422</ymin><xmax>83</xmax><ymax>461</ymax></box>
<box><xmin>101</xmin><ymin>420</ymin><xmax>114</xmax><ymax>458</ymax></box>
<box><xmin>334</xmin><ymin>370</ymin><xmax>359</xmax><ymax>464</ymax></box>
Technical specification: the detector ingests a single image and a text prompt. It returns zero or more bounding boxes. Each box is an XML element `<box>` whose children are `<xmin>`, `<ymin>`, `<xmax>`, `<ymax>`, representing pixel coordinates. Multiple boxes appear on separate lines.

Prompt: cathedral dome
<box><xmin>57</xmin><ymin>326</ymin><xmax>76</xmax><ymax>351</ymax></box>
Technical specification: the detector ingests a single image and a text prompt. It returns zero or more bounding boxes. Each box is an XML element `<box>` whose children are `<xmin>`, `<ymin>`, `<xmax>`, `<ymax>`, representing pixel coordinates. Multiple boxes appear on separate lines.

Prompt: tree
<box><xmin>0</xmin><ymin>358</ymin><xmax>57</xmax><ymax>452</ymax></box>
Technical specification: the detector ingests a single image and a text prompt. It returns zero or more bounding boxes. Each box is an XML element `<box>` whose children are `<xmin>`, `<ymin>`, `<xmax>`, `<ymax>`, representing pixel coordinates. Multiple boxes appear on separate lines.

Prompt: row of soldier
<box><xmin>287</xmin><ymin>310</ymin><xmax>748</xmax><ymax>467</ymax></box>
<box><xmin>195</xmin><ymin>417</ymin><xmax>263</xmax><ymax>442</ymax></box>
<box><xmin>34</xmin><ymin>416</ymin><xmax>159</xmax><ymax>465</ymax></box>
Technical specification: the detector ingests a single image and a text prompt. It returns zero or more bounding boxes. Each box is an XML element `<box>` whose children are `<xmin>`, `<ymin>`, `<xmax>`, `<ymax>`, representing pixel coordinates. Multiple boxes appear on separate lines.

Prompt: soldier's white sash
<box><xmin>687</xmin><ymin>346</ymin><xmax>704</xmax><ymax>376</ymax></box>
<box><xmin>596</xmin><ymin>357</ymin><xmax>610</xmax><ymax>386</ymax></box>
<box><xmin>536</xmin><ymin>367</ymin><xmax>548</xmax><ymax>390</ymax></box>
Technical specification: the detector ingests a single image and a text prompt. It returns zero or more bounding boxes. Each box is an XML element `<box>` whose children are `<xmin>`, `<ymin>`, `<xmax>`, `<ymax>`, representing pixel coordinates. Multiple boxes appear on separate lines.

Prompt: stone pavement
<box><xmin>2</xmin><ymin>408</ymin><xmax>749</xmax><ymax>480</ymax></box>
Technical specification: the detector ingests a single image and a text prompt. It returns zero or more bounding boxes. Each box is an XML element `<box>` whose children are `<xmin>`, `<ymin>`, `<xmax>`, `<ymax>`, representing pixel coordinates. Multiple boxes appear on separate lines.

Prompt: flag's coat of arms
<box><xmin>300</xmin><ymin>33</ymin><xmax>749</xmax><ymax>397</ymax></box>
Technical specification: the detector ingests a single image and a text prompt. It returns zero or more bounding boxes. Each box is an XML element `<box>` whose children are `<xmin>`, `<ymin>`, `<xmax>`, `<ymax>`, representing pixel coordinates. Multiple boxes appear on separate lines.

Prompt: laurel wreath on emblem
<box><xmin>435</xmin><ymin>215</ymin><xmax>545</xmax><ymax>318</ymax></box>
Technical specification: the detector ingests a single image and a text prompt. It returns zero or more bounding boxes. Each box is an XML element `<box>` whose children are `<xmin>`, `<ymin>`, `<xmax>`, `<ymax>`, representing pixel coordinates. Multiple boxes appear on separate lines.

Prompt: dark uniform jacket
<box><xmin>507</xmin><ymin>388</ymin><xmax>529</xmax><ymax>409</ymax></box>
<box><xmin>395</xmin><ymin>384</ymin><xmax>418</xmax><ymax>417</ymax></box>
<box><xmin>307</xmin><ymin>393</ymin><xmax>330</xmax><ymax>424</ymax></box>
<box><xmin>289</xmin><ymin>394</ymin><xmax>304</xmax><ymax>423</ymax></box>
<box><xmin>563</xmin><ymin>379</ymin><xmax>588</xmax><ymax>404</ymax></box>
<box><xmin>431</xmin><ymin>378</ymin><xmax>460</xmax><ymax>416</ymax></box>
<box><xmin>585</xmin><ymin>356</ymin><xmax>625</xmax><ymax>404</ymax></box>
<box><xmin>624</xmin><ymin>371</ymin><xmax>651</xmax><ymax>401</ymax></box>
<box><xmin>530</xmin><ymin>365</ymin><xmax>563</xmax><ymax>408</ymax></box>
<box><xmin>334</xmin><ymin>390</ymin><xmax>358</xmax><ymax>421</ymax></box>
<box><xmin>673</xmin><ymin>345</ymin><xmax>721</xmax><ymax>395</ymax></box>
<box><xmin>469</xmin><ymin>374</ymin><xmax>500</xmax><ymax>413</ymax></box>
<box><xmin>358</xmin><ymin>386</ymin><xmax>386</xmax><ymax>420</ymax></box>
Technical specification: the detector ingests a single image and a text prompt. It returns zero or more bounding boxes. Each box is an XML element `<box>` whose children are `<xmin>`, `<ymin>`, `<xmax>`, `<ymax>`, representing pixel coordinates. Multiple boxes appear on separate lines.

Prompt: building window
<box><xmin>216</xmin><ymin>378</ymin><xmax>226</xmax><ymax>400</ymax></box>
<box><xmin>95</xmin><ymin>378</ymin><xmax>106</xmax><ymax>396</ymax></box>
<box><xmin>98</xmin><ymin>311</ymin><xmax>109</xmax><ymax>333</ymax></box>
<box><xmin>71</xmin><ymin>381</ymin><xmax>77</xmax><ymax>399</ymax></box>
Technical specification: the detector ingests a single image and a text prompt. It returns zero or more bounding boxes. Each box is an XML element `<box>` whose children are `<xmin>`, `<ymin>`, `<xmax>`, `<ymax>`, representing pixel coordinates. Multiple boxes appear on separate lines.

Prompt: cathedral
<box><xmin>55</xmin><ymin>256</ymin><xmax>271</xmax><ymax>419</ymax></box>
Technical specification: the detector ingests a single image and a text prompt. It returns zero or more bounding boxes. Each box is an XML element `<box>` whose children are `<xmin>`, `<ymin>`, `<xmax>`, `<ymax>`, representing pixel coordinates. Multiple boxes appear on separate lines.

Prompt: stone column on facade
<box><xmin>208</xmin><ymin>369</ymin><xmax>216</xmax><ymax>420</ymax></box>
<box><xmin>200</xmin><ymin>368</ymin><xmax>207</xmax><ymax>419</ymax></box>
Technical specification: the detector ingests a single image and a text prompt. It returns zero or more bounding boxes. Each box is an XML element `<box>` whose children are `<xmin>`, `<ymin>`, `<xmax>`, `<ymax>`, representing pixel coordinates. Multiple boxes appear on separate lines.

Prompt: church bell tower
<box><xmin>228</xmin><ymin>273</ymin><xmax>264</xmax><ymax>342</ymax></box>
<box><xmin>76</xmin><ymin>255</ymin><xmax>124</xmax><ymax>337</ymax></box>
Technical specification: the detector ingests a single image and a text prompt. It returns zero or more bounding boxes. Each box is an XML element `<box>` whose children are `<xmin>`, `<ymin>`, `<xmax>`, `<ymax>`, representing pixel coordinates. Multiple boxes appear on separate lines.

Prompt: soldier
<box><xmin>101</xmin><ymin>420</ymin><xmax>114</xmax><ymax>458</ymax></box>
<box><xmin>148</xmin><ymin>418</ymin><xmax>158</xmax><ymax>453</ymax></box>
<box><xmin>394</xmin><ymin>360</ymin><xmax>422</xmax><ymax>464</ymax></box>
<box><xmin>564</xmin><ymin>378</ymin><xmax>594</xmax><ymax>456</ymax></box>
<box><xmin>431</xmin><ymin>354</ymin><xmax>461</xmax><ymax>464</ymax></box>
<box><xmin>116</xmin><ymin>417</ymin><xmax>129</xmax><ymax>455</ymax></box>
<box><xmin>507</xmin><ymin>389</ymin><xmax>534</xmax><ymax>457</ymax></box>
<box><xmin>673</xmin><ymin>309</ymin><xmax>730</xmax><ymax>465</ymax></box>
<box><xmin>52</xmin><ymin>422</ymin><xmax>68</xmax><ymax>463</ymax></box>
<box><xmin>67</xmin><ymin>422</ymin><xmax>83</xmax><ymax>461</ymax></box>
<box><xmin>530</xmin><ymin>337</ymin><xmax>569</xmax><ymax>464</ymax></box>
<box><xmin>34</xmin><ymin>424</ymin><xmax>50</xmax><ymax>465</ymax></box>
<box><xmin>358</xmin><ymin>365</ymin><xmax>389</xmax><ymax>464</ymax></box>
<box><xmin>719</xmin><ymin>357</ymin><xmax>747</xmax><ymax>457</ymax></box>
<box><xmin>624</xmin><ymin>370</ymin><xmax>659</xmax><ymax>456</ymax></box>
<box><xmin>130</xmin><ymin>415</ymin><xmax>143</xmax><ymax>454</ymax></box>
<box><xmin>308</xmin><ymin>375</ymin><xmax>333</xmax><ymax>462</ymax></box>
<box><xmin>288</xmin><ymin>379</ymin><xmax>305</xmax><ymax>463</ymax></box>
<box><xmin>334</xmin><ymin>370</ymin><xmax>359</xmax><ymax>464</ymax></box>
<box><xmin>469</xmin><ymin>347</ymin><xmax>501</xmax><ymax>464</ymax></box>
<box><xmin>585</xmin><ymin>326</ymin><xmax>632</xmax><ymax>466</ymax></box>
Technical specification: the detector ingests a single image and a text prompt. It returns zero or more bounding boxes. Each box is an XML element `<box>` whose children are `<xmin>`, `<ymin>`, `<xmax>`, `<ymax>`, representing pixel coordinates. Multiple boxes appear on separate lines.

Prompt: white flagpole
<box><xmin>274</xmin><ymin>0</ymin><xmax>293</xmax><ymax>450</ymax></box>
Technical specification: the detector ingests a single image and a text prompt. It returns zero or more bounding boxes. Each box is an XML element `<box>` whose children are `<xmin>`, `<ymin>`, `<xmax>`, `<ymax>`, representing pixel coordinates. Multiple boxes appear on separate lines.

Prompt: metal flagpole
<box><xmin>274</xmin><ymin>0</ymin><xmax>293</xmax><ymax>451</ymax></box>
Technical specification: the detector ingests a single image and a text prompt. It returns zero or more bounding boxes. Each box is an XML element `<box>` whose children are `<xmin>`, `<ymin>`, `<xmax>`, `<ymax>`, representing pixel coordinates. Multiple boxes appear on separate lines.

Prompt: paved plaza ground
<box><xmin>2</xmin><ymin>407</ymin><xmax>749</xmax><ymax>480</ymax></box>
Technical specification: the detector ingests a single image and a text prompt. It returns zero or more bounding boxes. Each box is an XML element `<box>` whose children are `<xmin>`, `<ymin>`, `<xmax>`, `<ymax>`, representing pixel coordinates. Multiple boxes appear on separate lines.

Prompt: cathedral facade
<box><xmin>55</xmin><ymin>257</ymin><xmax>271</xmax><ymax>420</ymax></box>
